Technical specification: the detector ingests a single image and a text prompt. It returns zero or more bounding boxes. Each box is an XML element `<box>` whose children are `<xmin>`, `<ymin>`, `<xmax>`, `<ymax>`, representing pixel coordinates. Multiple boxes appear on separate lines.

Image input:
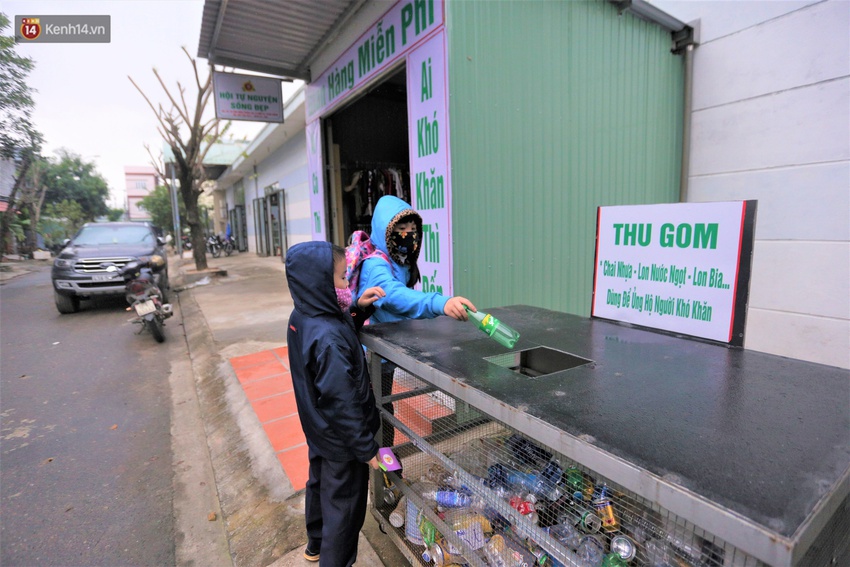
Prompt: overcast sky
<box><xmin>5</xmin><ymin>0</ymin><xmax>301</xmax><ymax>209</ymax></box>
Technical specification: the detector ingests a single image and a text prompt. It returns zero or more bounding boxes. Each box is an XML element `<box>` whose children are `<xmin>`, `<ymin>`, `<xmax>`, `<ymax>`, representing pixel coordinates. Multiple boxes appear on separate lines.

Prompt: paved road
<box><xmin>1</xmin><ymin>265</ymin><xmax>175</xmax><ymax>566</ymax></box>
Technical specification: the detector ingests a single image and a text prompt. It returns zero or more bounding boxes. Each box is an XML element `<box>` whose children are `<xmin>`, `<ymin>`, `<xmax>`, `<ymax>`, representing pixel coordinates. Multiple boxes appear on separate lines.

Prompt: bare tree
<box><xmin>129</xmin><ymin>47</ymin><xmax>222</xmax><ymax>271</ymax></box>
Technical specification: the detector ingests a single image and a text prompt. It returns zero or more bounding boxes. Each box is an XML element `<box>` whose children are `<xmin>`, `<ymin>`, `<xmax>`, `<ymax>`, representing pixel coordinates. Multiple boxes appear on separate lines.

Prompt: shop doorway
<box><xmin>253</xmin><ymin>187</ymin><xmax>287</xmax><ymax>259</ymax></box>
<box><xmin>229</xmin><ymin>205</ymin><xmax>248</xmax><ymax>252</ymax></box>
<box><xmin>323</xmin><ymin>66</ymin><xmax>410</xmax><ymax>246</ymax></box>
<box><xmin>252</xmin><ymin>197</ymin><xmax>270</xmax><ymax>256</ymax></box>
<box><xmin>267</xmin><ymin>188</ymin><xmax>287</xmax><ymax>261</ymax></box>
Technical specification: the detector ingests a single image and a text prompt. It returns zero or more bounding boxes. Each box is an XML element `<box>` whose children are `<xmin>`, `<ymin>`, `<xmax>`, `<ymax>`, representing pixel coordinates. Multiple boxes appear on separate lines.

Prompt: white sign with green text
<box><xmin>213</xmin><ymin>72</ymin><xmax>283</xmax><ymax>122</ymax></box>
<box><xmin>592</xmin><ymin>201</ymin><xmax>756</xmax><ymax>344</ymax></box>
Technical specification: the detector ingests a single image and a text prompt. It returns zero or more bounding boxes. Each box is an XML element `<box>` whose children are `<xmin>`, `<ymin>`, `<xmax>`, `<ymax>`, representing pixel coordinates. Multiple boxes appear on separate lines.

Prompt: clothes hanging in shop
<box><xmin>343</xmin><ymin>167</ymin><xmax>410</xmax><ymax>222</ymax></box>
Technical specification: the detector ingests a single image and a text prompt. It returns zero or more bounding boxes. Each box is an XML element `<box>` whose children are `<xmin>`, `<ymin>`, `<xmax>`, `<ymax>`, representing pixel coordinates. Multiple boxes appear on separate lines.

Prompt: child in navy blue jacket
<box><xmin>285</xmin><ymin>241</ymin><xmax>385</xmax><ymax>566</ymax></box>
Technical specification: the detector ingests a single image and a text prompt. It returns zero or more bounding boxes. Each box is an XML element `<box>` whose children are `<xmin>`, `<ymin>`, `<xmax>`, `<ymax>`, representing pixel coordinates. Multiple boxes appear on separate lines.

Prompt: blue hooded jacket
<box><xmin>285</xmin><ymin>241</ymin><xmax>380</xmax><ymax>462</ymax></box>
<box><xmin>357</xmin><ymin>196</ymin><xmax>449</xmax><ymax>323</ymax></box>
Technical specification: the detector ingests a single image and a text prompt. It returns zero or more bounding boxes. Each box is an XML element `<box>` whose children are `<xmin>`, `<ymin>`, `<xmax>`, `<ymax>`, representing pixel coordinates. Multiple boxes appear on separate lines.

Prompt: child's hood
<box><xmin>370</xmin><ymin>195</ymin><xmax>422</xmax><ymax>257</ymax></box>
<box><xmin>285</xmin><ymin>241</ymin><xmax>340</xmax><ymax>317</ymax></box>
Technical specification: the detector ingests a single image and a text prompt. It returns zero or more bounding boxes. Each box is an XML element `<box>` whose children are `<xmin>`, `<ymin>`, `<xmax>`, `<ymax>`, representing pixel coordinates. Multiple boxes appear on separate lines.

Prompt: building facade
<box><xmin>123</xmin><ymin>165</ymin><xmax>158</xmax><ymax>222</ymax></box>
<box><xmin>200</xmin><ymin>0</ymin><xmax>849</xmax><ymax>370</ymax></box>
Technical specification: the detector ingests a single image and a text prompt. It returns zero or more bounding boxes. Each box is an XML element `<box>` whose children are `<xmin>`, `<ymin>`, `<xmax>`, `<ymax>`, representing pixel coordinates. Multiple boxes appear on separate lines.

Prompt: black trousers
<box><xmin>305</xmin><ymin>447</ymin><xmax>370</xmax><ymax>567</ymax></box>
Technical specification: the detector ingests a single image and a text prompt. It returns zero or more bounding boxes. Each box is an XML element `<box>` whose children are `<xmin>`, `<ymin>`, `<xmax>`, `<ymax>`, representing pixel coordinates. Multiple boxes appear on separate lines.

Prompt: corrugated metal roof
<box><xmin>197</xmin><ymin>0</ymin><xmax>366</xmax><ymax>81</ymax></box>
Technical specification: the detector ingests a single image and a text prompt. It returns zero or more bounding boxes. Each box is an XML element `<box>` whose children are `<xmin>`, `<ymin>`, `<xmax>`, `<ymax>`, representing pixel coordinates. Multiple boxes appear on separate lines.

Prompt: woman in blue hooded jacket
<box><xmin>357</xmin><ymin>195</ymin><xmax>475</xmax><ymax>322</ymax></box>
<box><xmin>357</xmin><ymin>195</ymin><xmax>476</xmax><ymax>447</ymax></box>
<box><xmin>285</xmin><ymin>241</ymin><xmax>385</xmax><ymax>565</ymax></box>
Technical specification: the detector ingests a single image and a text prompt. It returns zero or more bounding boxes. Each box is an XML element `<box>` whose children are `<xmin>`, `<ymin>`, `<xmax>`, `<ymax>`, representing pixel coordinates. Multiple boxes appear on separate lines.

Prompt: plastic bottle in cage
<box><xmin>548</xmin><ymin>520</ymin><xmax>583</xmax><ymax>550</ymax></box>
<box><xmin>483</xmin><ymin>535</ymin><xmax>512</xmax><ymax>567</ymax></box>
<box><xmin>418</xmin><ymin>511</ymin><xmax>438</xmax><ymax>548</ymax></box>
<box><xmin>422</xmin><ymin>489</ymin><xmax>473</xmax><ymax>508</ymax></box>
<box><xmin>533</xmin><ymin>459</ymin><xmax>564</xmax><ymax>500</ymax></box>
<box><xmin>404</xmin><ymin>480</ymin><xmax>434</xmax><ymax>545</ymax></box>
<box><xmin>577</xmin><ymin>534</ymin><xmax>606</xmax><ymax>567</ymax></box>
<box><xmin>487</xmin><ymin>463</ymin><xmax>537</xmax><ymax>493</ymax></box>
<box><xmin>644</xmin><ymin>537</ymin><xmax>675</xmax><ymax>567</ymax></box>
<box><xmin>404</xmin><ymin>497</ymin><xmax>424</xmax><ymax>545</ymax></box>
<box><xmin>564</xmin><ymin>467</ymin><xmax>595</xmax><ymax>502</ymax></box>
<box><xmin>601</xmin><ymin>553</ymin><xmax>629</xmax><ymax>567</ymax></box>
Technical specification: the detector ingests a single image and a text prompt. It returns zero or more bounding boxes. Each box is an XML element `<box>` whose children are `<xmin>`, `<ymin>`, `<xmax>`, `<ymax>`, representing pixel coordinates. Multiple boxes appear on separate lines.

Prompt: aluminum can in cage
<box><xmin>430</xmin><ymin>538</ymin><xmax>466</xmax><ymax>566</ymax></box>
<box><xmin>382</xmin><ymin>484</ymin><xmax>400</xmax><ymax>506</ymax></box>
<box><xmin>610</xmin><ymin>534</ymin><xmax>637</xmax><ymax>561</ymax></box>
<box><xmin>593</xmin><ymin>496</ymin><xmax>619</xmax><ymax>532</ymax></box>
<box><xmin>571</xmin><ymin>504</ymin><xmax>602</xmax><ymax>533</ymax></box>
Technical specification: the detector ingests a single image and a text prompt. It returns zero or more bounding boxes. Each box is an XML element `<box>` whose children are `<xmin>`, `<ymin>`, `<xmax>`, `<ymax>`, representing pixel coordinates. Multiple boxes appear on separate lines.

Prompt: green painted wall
<box><xmin>446</xmin><ymin>0</ymin><xmax>684</xmax><ymax>315</ymax></box>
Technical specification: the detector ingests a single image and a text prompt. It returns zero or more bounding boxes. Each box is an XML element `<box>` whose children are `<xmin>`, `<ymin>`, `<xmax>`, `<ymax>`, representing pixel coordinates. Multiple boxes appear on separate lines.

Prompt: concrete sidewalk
<box><xmin>170</xmin><ymin>250</ymin><xmax>408</xmax><ymax>567</ymax></box>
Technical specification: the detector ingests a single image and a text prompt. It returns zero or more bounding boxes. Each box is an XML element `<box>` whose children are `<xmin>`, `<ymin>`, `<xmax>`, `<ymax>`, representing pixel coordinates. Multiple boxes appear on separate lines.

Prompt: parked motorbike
<box><xmin>181</xmin><ymin>234</ymin><xmax>193</xmax><ymax>251</ymax></box>
<box><xmin>102</xmin><ymin>255</ymin><xmax>173</xmax><ymax>343</ymax></box>
<box><xmin>206</xmin><ymin>234</ymin><xmax>222</xmax><ymax>258</ymax></box>
<box><xmin>223</xmin><ymin>235</ymin><xmax>235</xmax><ymax>256</ymax></box>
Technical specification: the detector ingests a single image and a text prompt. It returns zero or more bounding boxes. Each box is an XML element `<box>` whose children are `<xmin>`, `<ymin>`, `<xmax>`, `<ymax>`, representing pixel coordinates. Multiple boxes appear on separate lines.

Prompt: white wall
<box><xmin>252</xmin><ymin>134</ymin><xmax>310</xmax><ymax>251</ymax></box>
<box><xmin>651</xmin><ymin>0</ymin><xmax>850</xmax><ymax>368</ymax></box>
<box><xmin>226</xmin><ymin>135</ymin><xmax>309</xmax><ymax>255</ymax></box>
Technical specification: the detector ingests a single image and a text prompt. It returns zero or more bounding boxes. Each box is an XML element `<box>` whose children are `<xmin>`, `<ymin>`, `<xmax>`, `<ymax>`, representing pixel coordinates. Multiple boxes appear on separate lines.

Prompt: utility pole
<box><xmin>169</xmin><ymin>163</ymin><xmax>182</xmax><ymax>256</ymax></box>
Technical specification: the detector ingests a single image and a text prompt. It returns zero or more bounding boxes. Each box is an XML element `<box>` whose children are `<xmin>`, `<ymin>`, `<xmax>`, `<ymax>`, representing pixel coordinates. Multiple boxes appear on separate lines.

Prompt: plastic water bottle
<box><xmin>488</xmin><ymin>463</ymin><xmax>538</xmax><ymax>492</ymax></box>
<box><xmin>422</xmin><ymin>489</ymin><xmax>473</xmax><ymax>508</ymax></box>
<box><xmin>577</xmin><ymin>535</ymin><xmax>606</xmax><ymax>566</ymax></box>
<box><xmin>533</xmin><ymin>459</ymin><xmax>564</xmax><ymax>500</ymax></box>
<box><xmin>548</xmin><ymin>521</ymin><xmax>582</xmax><ymax>550</ymax></box>
<box><xmin>465</xmin><ymin>307</ymin><xmax>520</xmax><ymax>349</ymax></box>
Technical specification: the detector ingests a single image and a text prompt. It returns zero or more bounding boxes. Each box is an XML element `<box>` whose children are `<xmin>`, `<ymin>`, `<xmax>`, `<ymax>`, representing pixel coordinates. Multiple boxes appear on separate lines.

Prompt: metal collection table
<box><xmin>362</xmin><ymin>305</ymin><xmax>849</xmax><ymax>567</ymax></box>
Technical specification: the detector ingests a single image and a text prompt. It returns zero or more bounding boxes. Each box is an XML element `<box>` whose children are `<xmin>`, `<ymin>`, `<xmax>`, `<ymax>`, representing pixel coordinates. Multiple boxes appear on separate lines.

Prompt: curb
<box><xmin>175</xmin><ymin>269</ymin><xmax>306</xmax><ymax>566</ymax></box>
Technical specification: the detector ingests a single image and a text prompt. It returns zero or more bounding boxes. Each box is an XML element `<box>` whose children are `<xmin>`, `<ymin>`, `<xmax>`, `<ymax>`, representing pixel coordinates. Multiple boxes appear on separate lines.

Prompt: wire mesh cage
<box><xmin>370</xmin><ymin>364</ymin><xmax>847</xmax><ymax>567</ymax></box>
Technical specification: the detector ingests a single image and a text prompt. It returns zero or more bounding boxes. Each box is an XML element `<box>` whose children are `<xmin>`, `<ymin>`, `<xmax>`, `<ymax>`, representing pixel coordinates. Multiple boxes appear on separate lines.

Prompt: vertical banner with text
<box><xmin>592</xmin><ymin>201</ymin><xmax>756</xmax><ymax>345</ymax></box>
<box><xmin>306</xmin><ymin>121</ymin><xmax>326</xmax><ymax>240</ymax></box>
<box><xmin>407</xmin><ymin>31</ymin><xmax>452</xmax><ymax>296</ymax></box>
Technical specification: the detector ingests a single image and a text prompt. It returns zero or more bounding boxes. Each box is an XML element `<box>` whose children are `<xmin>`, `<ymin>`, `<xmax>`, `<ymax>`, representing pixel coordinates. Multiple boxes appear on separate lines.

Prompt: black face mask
<box><xmin>389</xmin><ymin>231</ymin><xmax>419</xmax><ymax>265</ymax></box>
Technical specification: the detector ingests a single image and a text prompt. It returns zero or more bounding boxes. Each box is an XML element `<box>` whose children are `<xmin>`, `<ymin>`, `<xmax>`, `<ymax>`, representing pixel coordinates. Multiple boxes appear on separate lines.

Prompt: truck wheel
<box><xmin>54</xmin><ymin>291</ymin><xmax>80</xmax><ymax>314</ymax></box>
